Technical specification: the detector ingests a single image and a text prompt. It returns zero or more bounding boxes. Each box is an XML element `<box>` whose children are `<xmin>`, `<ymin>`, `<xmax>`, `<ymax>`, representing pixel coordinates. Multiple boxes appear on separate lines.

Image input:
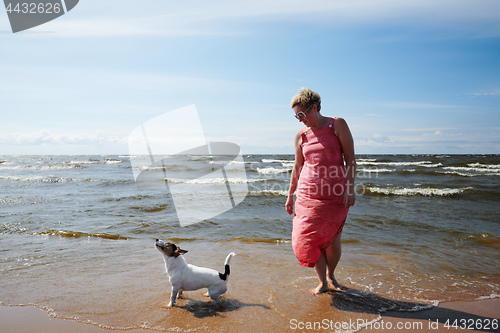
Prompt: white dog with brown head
<box><xmin>155</xmin><ymin>239</ymin><xmax>235</xmax><ymax>307</ymax></box>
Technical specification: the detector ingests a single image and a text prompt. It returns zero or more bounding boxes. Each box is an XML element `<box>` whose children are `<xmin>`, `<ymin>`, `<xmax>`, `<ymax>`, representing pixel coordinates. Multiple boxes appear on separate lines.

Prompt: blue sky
<box><xmin>1</xmin><ymin>0</ymin><xmax>499</xmax><ymax>155</ymax></box>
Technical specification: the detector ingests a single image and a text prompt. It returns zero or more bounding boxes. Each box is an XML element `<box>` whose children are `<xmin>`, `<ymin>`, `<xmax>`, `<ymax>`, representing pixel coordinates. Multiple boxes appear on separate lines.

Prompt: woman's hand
<box><xmin>285</xmin><ymin>195</ymin><xmax>294</xmax><ymax>215</ymax></box>
<box><xmin>343</xmin><ymin>192</ymin><xmax>356</xmax><ymax>208</ymax></box>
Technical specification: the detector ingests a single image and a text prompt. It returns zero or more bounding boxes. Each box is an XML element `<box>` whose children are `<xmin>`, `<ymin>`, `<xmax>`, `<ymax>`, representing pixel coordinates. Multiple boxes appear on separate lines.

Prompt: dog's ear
<box><xmin>173</xmin><ymin>248</ymin><xmax>188</xmax><ymax>257</ymax></box>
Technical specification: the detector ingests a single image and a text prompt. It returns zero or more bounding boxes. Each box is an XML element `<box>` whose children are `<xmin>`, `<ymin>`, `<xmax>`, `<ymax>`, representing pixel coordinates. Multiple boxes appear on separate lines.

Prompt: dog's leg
<box><xmin>208</xmin><ymin>286</ymin><xmax>225</xmax><ymax>304</ymax></box>
<box><xmin>178</xmin><ymin>289</ymin><xmax>184</xmax><ymax>299</ymax></box>
<box><xmin>210</xmin><ymin>293</ymin><xmax>222</xmax><ymax>304</ymax></box>
<box><xmin>167</xmin><ymin>286</ymin><xmax>180</xmax><ymax>307</ymax></box>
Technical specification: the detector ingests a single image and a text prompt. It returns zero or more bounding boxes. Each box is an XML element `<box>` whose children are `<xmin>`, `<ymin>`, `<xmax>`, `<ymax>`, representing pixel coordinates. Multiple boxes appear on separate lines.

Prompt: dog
<box><xmin>155</xmin><ymin>239</ymin><xmax>236</xmax><ymax>307</ymax></box>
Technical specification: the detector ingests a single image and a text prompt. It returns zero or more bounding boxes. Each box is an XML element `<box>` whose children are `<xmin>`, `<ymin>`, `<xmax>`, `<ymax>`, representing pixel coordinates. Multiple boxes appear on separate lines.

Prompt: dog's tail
<box><xmin>219</xmin><ymin>252</ymin><xmax>236</xmax><ymax>281</ymax></box>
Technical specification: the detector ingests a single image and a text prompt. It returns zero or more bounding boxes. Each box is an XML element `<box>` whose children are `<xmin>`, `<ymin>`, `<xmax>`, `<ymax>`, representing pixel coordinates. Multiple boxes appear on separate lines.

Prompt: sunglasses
<box><xmin>294</xmin><ymin>104</ymin><xmax>314</xmax><ymax>120</ymax></box>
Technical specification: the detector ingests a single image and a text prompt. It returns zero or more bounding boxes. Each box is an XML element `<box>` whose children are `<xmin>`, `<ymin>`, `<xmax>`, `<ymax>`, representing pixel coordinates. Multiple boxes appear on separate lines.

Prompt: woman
<box><xmin>285</xmin><ymin>87</ymin><xmax>356</xmax><ymax>295</ymax></box>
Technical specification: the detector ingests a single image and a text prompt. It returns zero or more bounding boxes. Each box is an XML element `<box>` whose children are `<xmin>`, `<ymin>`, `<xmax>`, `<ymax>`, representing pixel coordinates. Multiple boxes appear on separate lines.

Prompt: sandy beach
<box><xmin>0</xmin><ymin>237</ymin><xmax>498</xmax><ymax>333</ymax></box>
<box><xmin>363</xmin><ymin>298</ymin><xmax>500</xmax><ymax>333</ymax></box>
<box><xmin>1</xmin><ymin>298</ymin><xmax>498</xmax><ymax>332</ymax></box>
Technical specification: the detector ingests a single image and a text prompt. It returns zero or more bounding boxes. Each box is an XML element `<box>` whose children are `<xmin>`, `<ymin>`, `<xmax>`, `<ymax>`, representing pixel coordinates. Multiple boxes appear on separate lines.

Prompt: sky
<box><xmin>1</xmin><ymin>0</ymin><xmax>499</xmax><ymax>155</ymax></box>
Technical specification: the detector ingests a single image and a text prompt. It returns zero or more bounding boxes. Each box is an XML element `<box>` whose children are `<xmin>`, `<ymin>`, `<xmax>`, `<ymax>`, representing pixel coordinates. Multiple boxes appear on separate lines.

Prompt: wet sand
<box><xmin>363</xmin><ymin>298</ymin><xmax>500</xmax><ymax>333</ymax></box>
<box><xmin>1</xmin><ymin>299</ymin><xmax>498</xmax><ymax>332</ymax></box>
<box><xmin>1</xmin><ymin>239</ymin><xmax>499</xmax><ymax>332</ymax></box>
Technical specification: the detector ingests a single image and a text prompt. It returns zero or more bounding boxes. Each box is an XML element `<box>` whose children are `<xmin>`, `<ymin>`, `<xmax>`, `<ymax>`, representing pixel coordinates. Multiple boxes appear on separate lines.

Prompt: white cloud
<box><xmin>355</xmin><ymin>129</ymin><xmax>500</xmax><ymax>154</ymax></box>
<box><xmin>0</xmin><ymin>130</ymin><xmax>126</xmax><ymax>146</ymax></box>
<box><xmin>469</xmin><ymin>87</ymin><xmax>500</xmax><ymax>96</ymax></box>
<box><xmin>17</xmin><ymin>0</ymin><xmax>500</xmax><ymax>37</ymax></box>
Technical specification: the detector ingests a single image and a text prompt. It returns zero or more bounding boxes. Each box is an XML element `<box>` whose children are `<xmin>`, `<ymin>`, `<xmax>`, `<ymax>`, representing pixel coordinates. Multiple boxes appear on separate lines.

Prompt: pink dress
<box><xmin>292</xmin><ymin>117</ymin><xmax>349</xmax><ymax>268</ymax></box>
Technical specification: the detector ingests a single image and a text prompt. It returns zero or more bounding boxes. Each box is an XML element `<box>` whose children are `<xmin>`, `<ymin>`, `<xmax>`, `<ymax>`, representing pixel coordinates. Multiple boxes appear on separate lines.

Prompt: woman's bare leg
<box><xmin>309</xmin><ymin>252</ymin><xmax>329</xmax><ymax>295</ymax></box>
<box><xmin>325</xmin><ymin>232</ymin><xmax>344</xmax><ymax>291</ymax></box>
<box><xmin>309</xmin><ymin>232</ymin><xmax>344</xmax><ymax>295</ymax></box>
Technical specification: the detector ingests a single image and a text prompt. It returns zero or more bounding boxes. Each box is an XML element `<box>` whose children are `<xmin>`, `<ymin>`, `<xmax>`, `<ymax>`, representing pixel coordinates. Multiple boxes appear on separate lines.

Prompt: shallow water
<box><xmin>0</xmin><ymin>154</ymin><xmax>499</xmax><ymax>331</ymax></box>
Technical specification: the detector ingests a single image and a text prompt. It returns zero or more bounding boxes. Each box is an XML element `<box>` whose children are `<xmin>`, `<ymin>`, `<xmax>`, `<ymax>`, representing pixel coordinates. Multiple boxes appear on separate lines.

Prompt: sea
<box><xmin>0</xmin><ymin>154</ymin><xmax>499</xmax><ymax>332</ymax></box>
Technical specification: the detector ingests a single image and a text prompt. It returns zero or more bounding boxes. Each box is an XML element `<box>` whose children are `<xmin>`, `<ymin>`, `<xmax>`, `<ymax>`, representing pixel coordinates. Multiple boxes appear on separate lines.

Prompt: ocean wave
<box><xmin>421</xmin><ymin>163</ymin><xmax>443</xmax><ymax>168</ymax></box>
<box><xmin>105</xmin><ymin>159</ymin><xmax>124</xmax><ymax>165</ymax></box>
<box><xmin>103</xmin><ymin>194</ymin><xmax>156</xmax><ymax>202</ymax></box>
<box><xmin>261</xmin><ymin>158</ymin><xmax>292</xmax><ymax>163</ymax></box>
<box><xmin>207</xmin><ymin>158</ymin><xmax>248</xmax><ymax>165</ymax></box>
<box><xmin>0</xmin><ymin>195</ymin><xmax>44</xmax><ymax>206</ymax></box>
<box><xmin>256</xmin><ymin>167</ymin><xmax>291</xmax><ymax>175</ymax></box>
<box><xmin>166</xmin><ymin>236</ymin><xmax>291</xmax><ymax>244</ymax></box>
<box><xmin>0</xmin><ymin>175</ymin><xmax>105</xmax><ymax>183</ymax></box>
<box><xmin>0</xmin><ymin>164</ymin><xmax>85</xmax><ymax>171</ymax></box>
<box><xmin>73</xmin><ymin>158</ymin><xmax>124</xmax><ymax>165</ymax></box>
<box><xmin>0</xmin><ymin>222</ymin><xmax>29</xmax><ymax>234</ymax></box>
<box><xmin>67</xmin><ymin>160</ymin><xmax>99</xmax><ymax>164</ymax></box>
<box><xmin>227</xmin><ymin>237</ymin><xmax>291</xmax><ymax>244</ymax></box>
<box><xmin>357</xmin><ymin>161</ymin><xmax>435</xmax><ymax>167</ymax></box>
<box><xmin>166</xmin><ymin>177</ymin><xmax>261</xmax><ymax>184</ymax></box>
<box><xmin>33</xmin><ymin>229</ymin><xmax>130</xmax><ymax>240</ymax></box>
<box><xmin>133</xmin><ymin>162</ymin><xmax>244</xmax><ymax>173</ymax></box>
<box><xmin>365</xmin><ymin>186</ymin><xmax>473</xmax><ymax>196</ymax></box>
<box><xmin>437</xmin><ymin>171</ymin><xmax>477</xmax><ymax>177</ymax></box>
<box><xmin>132</xmin><ymin>165</ymin><xmax>165</xmax><ymax>172</ymax></box>
<box><xmin>249</xmin><ymin>190</ymin><xmax>288</xmax><ymax>196</ymax></box>
<box><xmin>468</xmin><ymin>163</ymin><xmax>500</xmax><ymax>169</ymax></box>
<box><xmin>466</xmin><ymin>233</ymin><xmax>500</xmax><ymax>249</ymax></box>
<box><xmin>0</xmin><ymin>175</ymin><xmax>78</xmax><ymax>182</ymax></box>
<box><xmin>443</xmin><ymin>166</ymin><xmax>500</xmax><ymax>175</ymax></box>
<box><xmin>477</xmin><ymin>293</ymin><xmax>500</xmax><ymax>300</ymax></box>
<box><xmin>358</xmin><ymin>168</ymin><xmax>396</xmax><ymax>174</ymax></box>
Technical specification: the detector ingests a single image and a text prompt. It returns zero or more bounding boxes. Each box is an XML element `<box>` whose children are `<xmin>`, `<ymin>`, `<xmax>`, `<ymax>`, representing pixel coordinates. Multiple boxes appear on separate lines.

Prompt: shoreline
<box><xmin>1</xmin><ymin>298</ymin><xmax>498</xmax><ymax>332</ymax></box>
<box><xmin>361</xmin><ymin>298</ymin><xmax>499</xmax><ymax>333</ymax></box>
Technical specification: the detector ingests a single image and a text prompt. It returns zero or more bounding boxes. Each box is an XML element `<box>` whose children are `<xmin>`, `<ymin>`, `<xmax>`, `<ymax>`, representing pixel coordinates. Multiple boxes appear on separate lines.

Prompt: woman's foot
<box><xmin>327</xmin><ymin>276</ymin><xmax>346</xmax><ymax>292</ymax></box>
<box><xmin>309</xmin><ymin>282</ymin><xmax>329</xmax><ymax>295</ymax></box>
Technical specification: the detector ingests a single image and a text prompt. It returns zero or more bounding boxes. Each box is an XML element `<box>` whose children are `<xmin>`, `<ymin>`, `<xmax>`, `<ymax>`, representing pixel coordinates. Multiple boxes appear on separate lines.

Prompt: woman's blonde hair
<box><xmin>290</xmin><ymin>87</ymin><xmax>321</xmax><ymax>112</ymax></box>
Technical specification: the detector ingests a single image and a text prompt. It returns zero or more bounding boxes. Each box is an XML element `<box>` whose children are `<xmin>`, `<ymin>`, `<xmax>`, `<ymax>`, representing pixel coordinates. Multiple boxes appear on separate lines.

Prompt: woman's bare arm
<box><xmin>334</xmin><ymin>117</ymin><xmax>356</xmax><ymax>208</ymax></box>
<box><xmin>285</xmin><ymin>130</ymin><xmax>304</xmax><ymax>215</ymax></box>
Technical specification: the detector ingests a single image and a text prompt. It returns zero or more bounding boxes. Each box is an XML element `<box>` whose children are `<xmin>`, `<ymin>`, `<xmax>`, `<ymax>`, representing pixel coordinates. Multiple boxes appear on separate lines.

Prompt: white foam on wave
<box><xmin>357</xmin><ymin>161</ymin><xmax>434</xmax><ymax>167</ymax></box>
<box><xmin>0</xmin><ymin>175</ymin><xmax>75</xmax><ymax>182</ymax></box>
<box><xmin>166</xmin><ymin>177</ymin><xmax>261</xmax><ymax>184</ymax></box>
<box><xmin>469</xmin><ymin>163</ymin><xmax>500</xmax><ymax>169</ymax></box>
<box><xmin>438</xmin><ymin>171</ymin><xmax>477</xmax><ymax>177</ymax></box>
<box><xmin>358</xmin><ymin>168</ymin><xmax>395</xmax><ymax>173</ymax></box>
<box><xmin>0</xmin><ymin>164</ymin><xmax>84</xmax><ymax>171</ymax></box>
<box><xmin>208</xmin><ymin>159</ymin><xmax>248</xmax><ymax>165</ymax></box>
<box><xmin>262</xmin><ymin>158</ymin><xmax>292</xmax><ymax>163</ymax></box>
<box><xmin>132</xmin><ymin>165</ymin><xmax>164</xmax><ymax>171</ymax></box>
<box><xmin>421</xmin><ymin>163</ymin><xmax>443</xmax><ymax>168</ymax></box>
<box><xmin>366</xmin><ymin>186</ymin><xmax>473</xmax><ymax>196</ymax></box>
<box><xmin>477</xmin><ymin>293</ymin><xmax>500</xmax><ymax>300</ymax></box>
<box><xmin>0</xmin><ymin>195</ymin><xmax>44</xmax><ymax>207</ymax></box>
<box><xmin>67</xmin><ymin>160</ymin><xmax>99</xmax><ymax>164</ymax></box>
<box><xmin>65</xmin><ymin>159</ymin><xmax>123</xmax><ymax>165</ymax></box>
<box><xmin>0</xmin><ymin>165</ymin><xmax>26</xmax><ymax>171</ymax></box>
<box><xmin>257</xmin><ymin>167</ymin><xmax>292</xmax><ymax>175</ymax></box>
<box><xmin>250</xmin><ymin>189</ymin><xmax>288</xmax><ymax>196</ymax></box>
<box><xmin>443</xmin><ymin>166</ymin><xmax>500</xmax><ymax>174</ymax></box>
<box><xmin>0</xmin><ymin>175</ymin><xmax>101</xmax><ymax>183</ymax></box>
<box><xmin>105</xmin><ymin>159</ymin><xmax>123</xmax><ymax>165</ymax></box>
